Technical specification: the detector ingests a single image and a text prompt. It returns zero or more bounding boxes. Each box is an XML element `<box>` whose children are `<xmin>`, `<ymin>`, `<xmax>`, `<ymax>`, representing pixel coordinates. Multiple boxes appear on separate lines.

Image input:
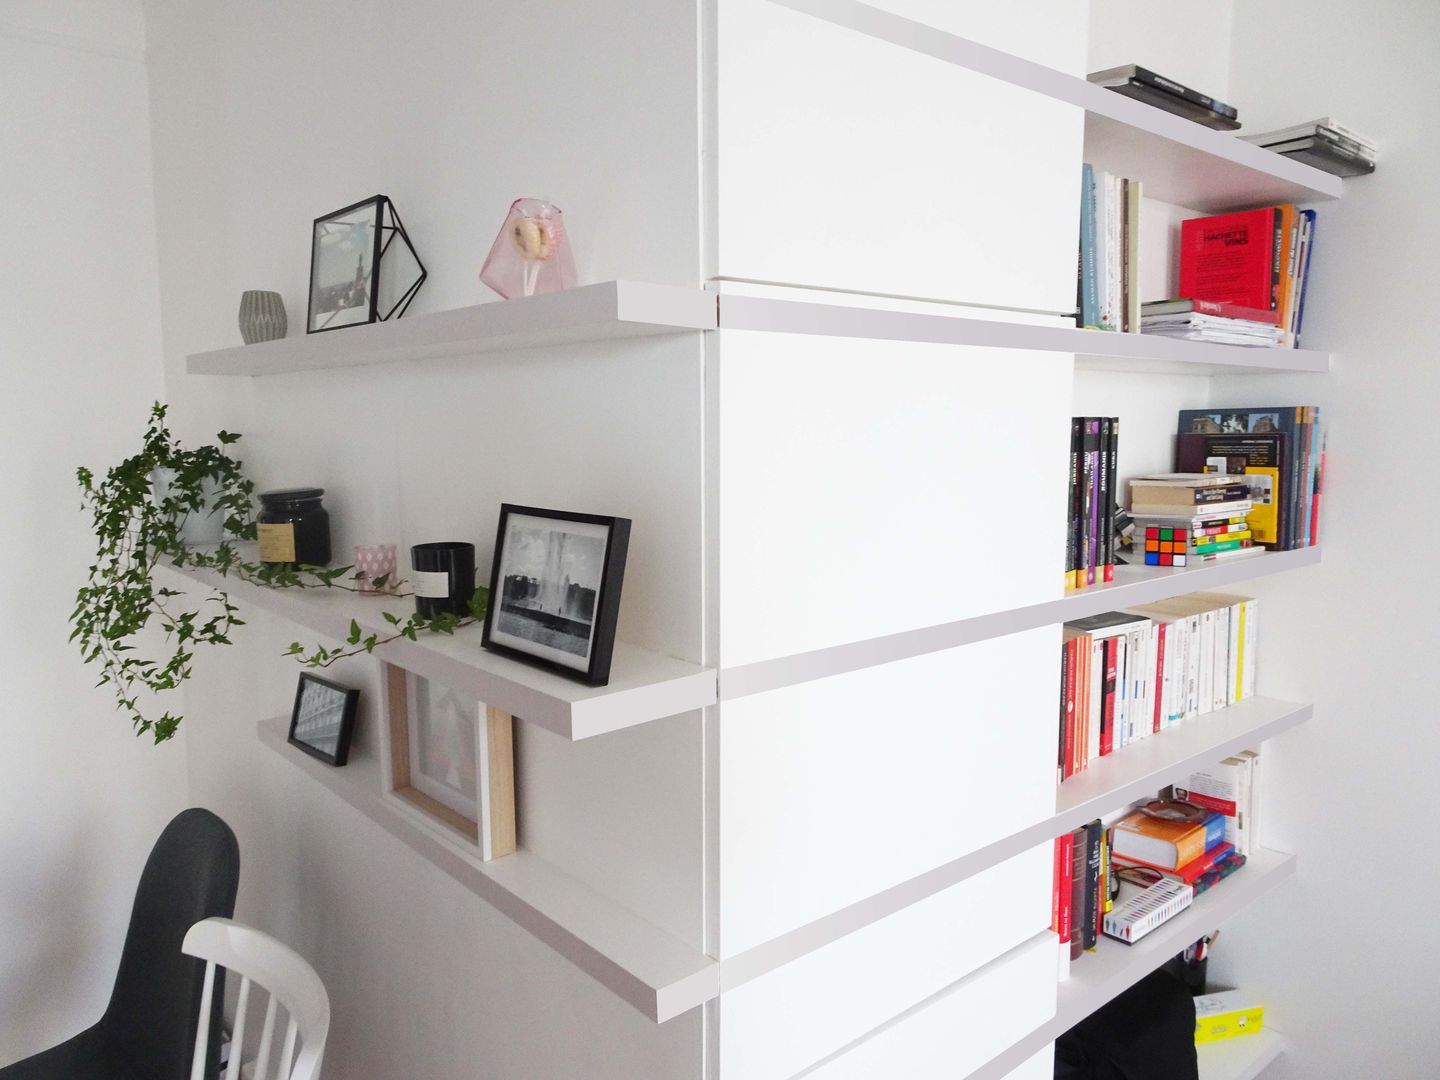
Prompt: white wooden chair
<box><xmin>183</xmin><ymin>918</ymin><xmax>331</xmax><ymax>1080</ymax></box>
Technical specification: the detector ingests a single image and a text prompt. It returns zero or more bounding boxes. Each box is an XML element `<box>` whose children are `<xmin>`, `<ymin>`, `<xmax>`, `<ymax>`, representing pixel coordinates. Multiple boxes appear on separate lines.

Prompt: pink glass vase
<box><xmin>480</xmin><ymin>198</ymin><xmax>577</xmax><ymax>299</ymax></box>
<box><xmin>353</xmin><ymin>544</ymin><xmax>398</xmax><ymax>593</ymax></box>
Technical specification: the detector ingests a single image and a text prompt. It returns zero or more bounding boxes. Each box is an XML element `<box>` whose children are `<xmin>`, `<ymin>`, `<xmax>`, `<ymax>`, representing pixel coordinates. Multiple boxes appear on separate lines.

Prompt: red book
<box><xmin>1100</xmin><ymin>637</ymin><xmax>1117</xmax><ymax>757</ymax></box>
<box><xmin>1178</xmin><ymin>208</ymin><xmax>1280</xmax><ymax>310</ymax></box>
<box><xmin>1152</xmin><ymin>623</ymin><xmax>1166</xmax><ymax>734</ymax></box>
<box><xmin>1311</xmin><ymin>446</ymin><xmax>1326</xmax><ymax>545</ymax></box>
<box><xmin>1113</xmin><ymin>841</ymin><xmax>1236</xmax><ymax>885</ymax></box>
<box><xmin>1053</xmin><ymin>834</ymin><xmax>1074</xmax><ymax>944</ymax></box>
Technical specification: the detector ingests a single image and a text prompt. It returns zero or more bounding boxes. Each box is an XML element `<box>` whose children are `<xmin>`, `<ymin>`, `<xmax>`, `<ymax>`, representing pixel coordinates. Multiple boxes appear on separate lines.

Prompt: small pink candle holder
<box><xmin>480</xmin><ymin>198</ymin><xmax>577</xmax><ymax>299</ymax></box>
<box><xmin>353</xmin><ymin>544</ymin><xmax>398</xmax><ymax>593</ymax></box>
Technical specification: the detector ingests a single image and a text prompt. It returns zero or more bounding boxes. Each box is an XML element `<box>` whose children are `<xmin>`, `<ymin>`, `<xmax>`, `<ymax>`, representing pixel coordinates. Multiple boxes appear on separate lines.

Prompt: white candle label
<box><xmin>256</xmin><ymin>522</ymin><xmax>296</xmax><ymax>563</ymax></box>
<box><xmin>413</xmin><ymin>570</ymin><xmax>451</xmax><ymax>599</ymax></box>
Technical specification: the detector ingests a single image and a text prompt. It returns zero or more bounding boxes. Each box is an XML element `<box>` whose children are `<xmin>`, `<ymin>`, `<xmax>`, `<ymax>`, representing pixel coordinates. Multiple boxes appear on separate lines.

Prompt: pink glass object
<box><xmin>353</xmin><ymin>544</ymin><xmax>398</xmax><ymax>593</ymax></box>
<box><xmin>480</xmin><ymin>198</ymin><xmax>577</xmax><ymax>299</ymax></box>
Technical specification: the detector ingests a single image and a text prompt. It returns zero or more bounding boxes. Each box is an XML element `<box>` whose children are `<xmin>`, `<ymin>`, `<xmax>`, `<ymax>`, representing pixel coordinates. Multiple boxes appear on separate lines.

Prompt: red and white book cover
<box><xmin>1179</xmin><ymin>208</ymin><xmax>1280</xmax><ymax>310</ymax></box>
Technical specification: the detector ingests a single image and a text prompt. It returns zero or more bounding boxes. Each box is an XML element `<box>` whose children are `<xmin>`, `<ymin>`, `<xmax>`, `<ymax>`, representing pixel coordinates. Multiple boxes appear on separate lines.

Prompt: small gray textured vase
<box><xmin>239</xmin><ymin>290</ymin><xmax>287</xmax><ymax>344</ymax></box>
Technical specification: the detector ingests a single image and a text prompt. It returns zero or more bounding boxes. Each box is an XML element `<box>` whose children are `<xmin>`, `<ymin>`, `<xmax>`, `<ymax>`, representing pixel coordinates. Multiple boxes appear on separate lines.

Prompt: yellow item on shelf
<box><xmin>1194</xmin><ymin>990</ymin><xmax>1265</xmax><ymax>1043</ymax></box>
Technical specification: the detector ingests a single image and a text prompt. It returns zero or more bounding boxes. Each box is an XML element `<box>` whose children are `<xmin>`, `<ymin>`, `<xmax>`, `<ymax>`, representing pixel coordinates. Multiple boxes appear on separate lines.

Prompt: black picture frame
<box><xmin>482</xmin><ymin>504</ymin><xmax>630</xmax><ymax>686</ymax></box>
<box><xmin>287</xmin><ymin>672</ymin><xmax>360</xmax><ymax>766</ymax></box>
<box><xmin>306</xmin><ymin>194</ymin><xmax>426</xmax><ymax>334</ymax></box>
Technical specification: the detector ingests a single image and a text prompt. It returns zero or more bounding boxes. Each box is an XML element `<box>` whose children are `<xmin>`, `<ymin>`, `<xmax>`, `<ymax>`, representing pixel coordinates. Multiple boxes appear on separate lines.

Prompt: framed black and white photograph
<box><xmin>306</xmin><ymin>194</ymin><xmax>426</xmax><ymax>333</ymax></box>
<box><xmin>482</xmin><ymin>505</ymin><xmax>630</xmax><ymax>686</ymax></box>
<box><xmin>287</xmin><ymin>672</ymin><xmax>360</xmax><ymax>766</ymax></box>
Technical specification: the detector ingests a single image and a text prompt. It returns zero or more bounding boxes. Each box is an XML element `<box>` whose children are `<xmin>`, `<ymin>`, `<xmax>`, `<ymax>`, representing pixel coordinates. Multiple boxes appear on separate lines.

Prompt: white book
<box><xmin>1094</xmin><ymin>170</ymin><xmax>1113</xmax><ymax>330</ymax></box>
<box><xmin>1240</xmin><ymin>749</ymin><xmax>1262</xmax><ymax>854</ymax></box>
<box><xmin>1240</xmin><ymin>116</ymin><xmax>1378</xmax><ymax>152</ymax></box>
<box><xmin>1212</xmin><ymin>604</ymin><xmax>1231</xmax><ymax>712</ymax></box>
<box><xmin>1114</xmin><ymin>632</ymin><xmax>1128</xmax><ymax>751</ymax></box>
<box><xmin>1103</xmin><ymin>877</ymin><xmax>1193</xmax><ymax>944</ymax></box>
<box><xmin>1197</xmin><ymin>609</ymin><xmax>1215</xmax><ymax>717</ymax></box>
<box><xmin>1242</xmin><ymin>598</ymin><xmax>1259</xmax><ymax>699</ymax></box>
<box><xmin>1127</xmin><ymin>624</ymin><xmax>1148</xmax><ymax>744</ymax></box>
<box><xmin>1089</xmin><ymin>637</ymin><xmax>1103</xmax><ymax>765</ymax></box>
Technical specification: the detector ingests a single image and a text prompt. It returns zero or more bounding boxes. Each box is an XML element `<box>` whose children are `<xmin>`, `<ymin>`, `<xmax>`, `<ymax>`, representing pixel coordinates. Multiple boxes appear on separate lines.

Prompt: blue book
<box><xmin>1294</xmin><ymin>209</ymin><xmax>1317</xmax><ymax>347</ymax></box>
<box><xmin>1079</xmin><ymin>164</ymin><xmax>1099</xmax><ymax>329</ymax></box>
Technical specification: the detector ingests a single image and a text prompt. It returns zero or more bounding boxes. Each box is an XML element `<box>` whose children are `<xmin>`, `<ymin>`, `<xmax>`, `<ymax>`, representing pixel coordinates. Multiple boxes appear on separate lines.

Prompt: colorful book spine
<box><xmin>1103</xmin><ymin>417</ymin><xmax>1119</xmax><ymax>581</ymax></box>
<box><xmin>1079</xmin><ymin>165</ymin><xmax>1099</xmax><ymax>329</ymax></box>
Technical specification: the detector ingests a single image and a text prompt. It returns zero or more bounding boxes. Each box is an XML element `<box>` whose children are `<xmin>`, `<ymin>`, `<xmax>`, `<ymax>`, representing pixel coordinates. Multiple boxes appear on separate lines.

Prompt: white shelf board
<box><xmin>186</xmin><ymin>280</ymin><xmax>717</xmax><ymax>376</ymax></box>
<box><xmin>720</xmin><ymin>546</ymin><xmax>1321</xmax><ymax>702</ymax></box>
<box><xmin>962</xmin><ymin>849</ymin><xmax>1297</xmax><ymax>1080</ymax></box>
<box><xmin>256</xmin><ymin>716</ymin><xmax>717</xmax><ymax>1022</ymax></box>
<box><xmin>1200</xmin><ymin>1029</ymin><xmax>1287</xmax><ymax>1080</ymax></box>
<box><xmin>156</xmin><ymin>558</ymin><xmax>715</xmax><ymax>740</ymax></box>
<box><xmin>718</xmin><ymin>293</ymin><xmax>1328</xmax><ymax>375</ymax></box>
<box><xmin>770</xmin><ymin>0</ymin><xmax>1343</xmax><ymax>212</ymax></box>
<box><xmin>716</xmin><ymin>697</ymin><xmax>1308</xmax><ymax>996</ymax></box>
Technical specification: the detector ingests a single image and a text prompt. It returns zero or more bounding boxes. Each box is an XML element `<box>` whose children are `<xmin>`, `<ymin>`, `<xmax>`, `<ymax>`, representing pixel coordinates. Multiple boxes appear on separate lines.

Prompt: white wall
<box><xmin>0</xmin><ymin>0</ymin><xmax>190</xmax><ymax>1063</ymax></box>
<box><xmin>141</xmin><ymin>1</ymin><xmax>708</xmax><ymax>1077</ymax></box>
<box><xmin>1203</xmin><ymin>4</ymin><xmax>1440</xmax><ymax>1078</ymax></box>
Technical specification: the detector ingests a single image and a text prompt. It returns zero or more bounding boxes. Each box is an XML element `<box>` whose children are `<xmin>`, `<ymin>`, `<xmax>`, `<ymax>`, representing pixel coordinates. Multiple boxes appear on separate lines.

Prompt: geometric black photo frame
<box><xmin>481</xmin><ymin>504</ymin><xmax>630</xmax><ymax>686</ymax></box>
<box><xmin>287</xmin><ymin>672</ymin><xmax>360</xmax><ymax>766</ymax></box>
<box><xmin>307</xmin><ymin>194</ymin><xmax>426</xmax><ymax>334</ymax></box>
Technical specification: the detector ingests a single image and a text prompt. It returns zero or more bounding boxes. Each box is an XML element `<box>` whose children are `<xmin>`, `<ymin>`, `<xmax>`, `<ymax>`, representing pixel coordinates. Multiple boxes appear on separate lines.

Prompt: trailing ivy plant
<box><xmin>74</xmin><ymin>403</ymin><xmax>489</xmax><ymax>743</ymax></box>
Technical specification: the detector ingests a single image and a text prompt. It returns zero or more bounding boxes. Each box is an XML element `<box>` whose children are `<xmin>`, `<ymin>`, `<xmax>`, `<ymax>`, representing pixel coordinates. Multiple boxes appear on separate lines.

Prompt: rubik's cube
<box><xmin>1144</xmin><ymin>526</ymin><xmax>1188</xmax><ymax>567</ymax></box>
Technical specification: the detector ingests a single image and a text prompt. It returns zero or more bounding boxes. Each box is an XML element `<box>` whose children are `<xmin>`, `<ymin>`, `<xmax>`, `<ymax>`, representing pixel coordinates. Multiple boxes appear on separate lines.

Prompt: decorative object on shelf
<box><xmin>152</xmin><ymin>466</ymin><xmax>227</xmax><ymax>546</ymax></box>
<box><xmin>73</xmin><ymin>404</ymin><xmax>256</xmax><ymax>742</ymax></box>
<box><xmin>382</xmin><ymin>664</ymin><xmax>515</xmax><ymax>860</ymax></box>
<box><xmin>238</xmin><ymin>290</ymin><xmax>287</xmax><ymax>344</ymax></box>
<box><xmin>307</xmin><ymin>194</ymin><xmax>426</xmax><ymax>334</ymax></box>
<box><xmin>482</xmin><ymin>505</ymin><xmax>629</xmax><ymax>685</ymax></box>
<box><xmin>287</xmin><ymin>672</ymin><xmax>359</xmax><ymax>767</ymax></box>
<box><xmin>353</xmin><ymin>544</ymin><xmax>398</xmax><ymax>593</ymax></box>
<box><xmin>411</xmin><ymin>541</ymin><xmax>476</xmax><ymax>618</ymax></box>
<box><xmin>479</xmin><ymin>198</ymin><xmax>576</xmax><ymax>300</ymax></box>
<box><xmin>257</xmin><ymin>488</ymin><xmax>331</xmax><ymax>567</ymax></box>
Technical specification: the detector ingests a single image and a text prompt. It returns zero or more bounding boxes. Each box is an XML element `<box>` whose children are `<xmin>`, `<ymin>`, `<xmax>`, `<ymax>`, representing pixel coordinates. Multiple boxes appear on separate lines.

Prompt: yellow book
<box><xmin>1194</xmin><ymin>990</ymin><xmax>1265</xmax><ymax>1043</ymax></box>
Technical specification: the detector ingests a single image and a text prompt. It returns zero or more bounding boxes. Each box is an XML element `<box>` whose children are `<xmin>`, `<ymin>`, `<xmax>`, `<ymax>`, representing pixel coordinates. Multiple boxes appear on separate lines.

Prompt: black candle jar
<box><xmin>411</xmin><ymin>542</ymin><xmax>476</xmax><ymax>617</ymax></box>
<box><xmin>257</xmin><ymin>488</ymin><xmax>331</xmax><ymax>567</ymax></box>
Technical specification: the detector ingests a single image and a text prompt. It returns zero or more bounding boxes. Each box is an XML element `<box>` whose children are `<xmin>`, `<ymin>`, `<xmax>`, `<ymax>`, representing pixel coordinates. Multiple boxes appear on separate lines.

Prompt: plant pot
<box><xmin>152</xmin><ymin>468</ymin><xmax>226</xmax><ymax>546</ymax></box>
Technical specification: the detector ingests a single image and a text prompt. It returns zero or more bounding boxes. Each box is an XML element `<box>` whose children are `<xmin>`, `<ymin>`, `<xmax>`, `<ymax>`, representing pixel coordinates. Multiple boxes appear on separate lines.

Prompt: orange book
<box><xmin>1274</xmin><ymin>204</ymin><xmax>1297</xmax><ymax>328</ymax></box>
<box><xmin>1110</xmin><ymin>810</ymin><xmax>1225</xmax><ymax>870</ymax></box>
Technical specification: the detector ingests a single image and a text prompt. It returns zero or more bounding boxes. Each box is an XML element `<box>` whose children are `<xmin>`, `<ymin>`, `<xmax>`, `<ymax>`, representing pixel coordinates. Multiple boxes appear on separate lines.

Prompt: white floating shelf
<box><xmin>717</xmin><ymin>697</ymin><xmax>1308</xmax><ymax>994</ymax></box>
<box><xmin>720</xmin><ymin>293</ymin><xmax>1329</xmax><ymax>375</ymax></box>
<box><xmin>257</xmin><ymin>716</ymin><xmax>717</xmax><ymax>1022</ymax></box>
<box><xmin>157</xmin><ymin>559</ymin><xmax>715</xmax><ymax>740</ymax></box>
<box><xmin>720</xmin><ymin>546</ymin><xmax>1321</xmax><ymax>701</ymax></box>
<box><xmin>186</xmin><ymin>280</ymin><xmax>717</xmax><ymax>376</ymax></box>
<box><xmin>964</xmin><ymin>849</ymin><xmax>1297</xmax><ymax>1080</ymax></box>
<box><xmin>771</xmin><ymin>0</ymin><xmax>1343</xmax><ymax>212</ymax></box>
<box><xmin>1200</xmin><ymin>1029</ymin><xmax>1287</xmax><ymax>1080</ymax></box>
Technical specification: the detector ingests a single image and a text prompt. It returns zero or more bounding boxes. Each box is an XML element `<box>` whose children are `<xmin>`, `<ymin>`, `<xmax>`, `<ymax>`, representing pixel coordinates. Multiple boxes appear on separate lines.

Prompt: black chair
<box><xmin>0</xmin><ymin>808</ymin><xmax>240</xmax><ymax>1080</ymax></box>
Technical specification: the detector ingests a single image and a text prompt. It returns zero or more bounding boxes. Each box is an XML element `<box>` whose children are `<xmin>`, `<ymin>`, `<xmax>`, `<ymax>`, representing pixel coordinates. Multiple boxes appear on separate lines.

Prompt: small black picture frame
<box><xmin>306</xmin><ymin>194</ymin><xmax>426</xmax><ymax>334</ymax></box>
<box><xmin>288</xmin><ymin>672</ymin><xmax>360</xmax><ymax>766</ymax></box>
<box><xmin>482</xmin><ymin>504</ymin><xmax>630</xmax><ymax>686</ymax></box>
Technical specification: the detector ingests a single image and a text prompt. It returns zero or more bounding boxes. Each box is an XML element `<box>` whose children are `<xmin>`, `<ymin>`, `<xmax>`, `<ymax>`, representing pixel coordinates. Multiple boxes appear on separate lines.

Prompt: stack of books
<box><xmin>1158</xmin><ymin>205</ymin><xmax>1317</xmax><ymax>347</ymax></box>
<box><xmin>1109</xmin><ymin>800</ymin><xmax>1248</xmax><ymax>911</ymax></box>
<box><xmin>1077</xmin><ymin>166</ymin><xmax>1141</xmax><ymax>333</ymax></box>
<box><xmin>1139</xmin><ymin>300</ymin><xmax>1284</xmax><ymax>347</ymax></box>
<box><xmin>1176</xmin><ymin>406</ymin><xmax>1325</xmax><ymax>550</ymax></box>
<box><xmin>1058</xmin><ymin>594</ymin><xmax>1260</xmax><ymax>781</ymax></box>
<box><xmin>1129</xmin><ymin>475</ymin><xmax>1257</xmax><ymax>566</ymax></box>
<box><xmin>1088</xmin><ymin>64</ymin><xmax>1240</xmax><ymax>130</ymax></box>
<box><xmin>1065</xmin><ymin>416</ymin><xmax>1120</xmax><ymax>590</ymax></box>
<box><xmin>1241</xmin><ymin>117</ymin><xmax>1377</xmax><ymax>177</ymax></box>
<box><xmin>1175</xmin><ymin>749</ymin><xmax>1263</xmax><ymax>858</ymax></box>
<box><xmin>1051</xmin><ymin>819</ymin><xmax>1109</xmax><ymax>973</ymax></box>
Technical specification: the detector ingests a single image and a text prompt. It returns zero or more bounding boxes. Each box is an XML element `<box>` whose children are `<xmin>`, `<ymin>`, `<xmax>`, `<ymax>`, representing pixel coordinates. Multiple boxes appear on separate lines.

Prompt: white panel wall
<box><xmin>716</xmin><ymin>325</ymin><xmax>1073</xmax><ymax>668</ymax></box>
<box><xmin>795</xmin><ymin>933</ymin><xmax>1057</xmax><ymax>1080</ymax></box>
<box><xmin>717</xmin><ymin>631</ymin><xmax>1057</xmax><ymax>954</ymax></box>
<box><xmin>0</xmin><ymin>4</ymin><xmax>190</xmax><ymax>1063</ymax></box>
<box><xmin>714</xmin><ymin>0</ymin><xmax>1087</xmax><ymax>311</ymax></box>
<box><xmin>718</xmin><ymin>846</ymin><xmax>1050</xmax><ymax>1080</ymax></box>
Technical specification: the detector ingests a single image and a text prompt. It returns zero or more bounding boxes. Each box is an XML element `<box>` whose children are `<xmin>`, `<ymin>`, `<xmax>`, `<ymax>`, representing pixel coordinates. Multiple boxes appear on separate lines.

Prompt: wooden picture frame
<box><xmin>481</xmin><ymin>504</ymin><xmax>631</xmax><ymax>686</ymax></box>
<box><xmin>381</xmin><ymin>663</ymin><xmax>516</xmax><ymax>861</ymax></box>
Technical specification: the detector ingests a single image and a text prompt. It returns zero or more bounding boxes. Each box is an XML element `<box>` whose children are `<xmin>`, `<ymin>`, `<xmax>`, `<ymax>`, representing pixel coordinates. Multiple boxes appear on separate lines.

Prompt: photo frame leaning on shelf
<box><xmin>306</xmin><ymin>194</ymin><xmax>426</xmax><ymax>333</ymax></box>
<box><xmin>287</xmin><ymin>672</ymin><xmax>360</xmax><ymax>767</ymax></box>
<box><xmin>482</xmin><ymin>504</ymin><xmax>630</xmax><ymax>686</ymax></box>
<box><xmin>381</xmin><ymin>664</ymin><xmax>515</xmax><ymax>862</ymax></box>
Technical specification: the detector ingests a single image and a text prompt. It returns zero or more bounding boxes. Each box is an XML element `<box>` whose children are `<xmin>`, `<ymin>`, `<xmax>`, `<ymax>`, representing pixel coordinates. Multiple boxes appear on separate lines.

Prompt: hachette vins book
<box><xmin>1178</xmin><ymin>208</ymin><xmax>1280</xmax><ymax>311</ymax></box>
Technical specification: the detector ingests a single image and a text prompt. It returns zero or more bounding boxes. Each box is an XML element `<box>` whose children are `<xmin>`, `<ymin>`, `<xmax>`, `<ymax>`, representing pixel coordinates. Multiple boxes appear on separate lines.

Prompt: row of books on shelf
<box><xmin>1088</xmin><ymin>63</ymin><xmax>1378</xmax><ymax>179</ymax></box>
<box><xmin>1059</xmin><ymin>593</ymin><xmax>1259</xmax><ymax>782</ymax></box>
<box><xmin>1051</xmin><ymin>756</ymin><xmax>1262</xmax><ymax>972</ymax></box>
<box><xmin>1077</xmin><ymin>166</ymin><xmax>1141</xmax><ymax>333</ymax></box>
<box><xmin>1063</xmin><ymin>405</ymin><xmax>1325</xmax><ymax>587</ymax></box>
